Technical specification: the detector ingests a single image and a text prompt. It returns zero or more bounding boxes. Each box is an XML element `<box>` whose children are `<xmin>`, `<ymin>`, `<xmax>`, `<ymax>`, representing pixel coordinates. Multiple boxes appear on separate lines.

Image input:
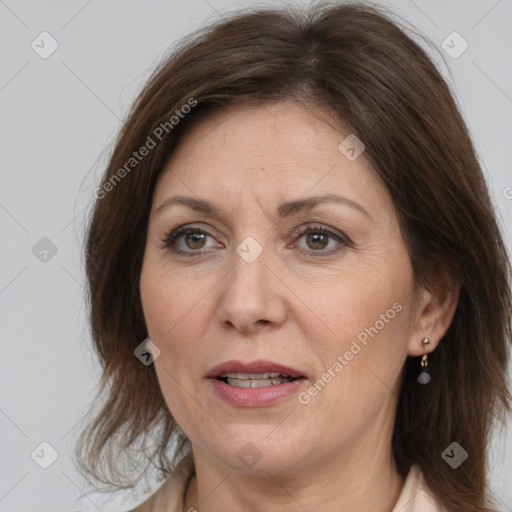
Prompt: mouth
<box><xmin>207</xmin><ymin>360</ymin><xmax>308</xmax><ymax>407</ymax></box>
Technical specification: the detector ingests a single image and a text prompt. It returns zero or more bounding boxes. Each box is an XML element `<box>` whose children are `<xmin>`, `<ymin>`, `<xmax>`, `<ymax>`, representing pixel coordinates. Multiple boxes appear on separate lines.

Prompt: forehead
<box><xmin>152</xmin><ymin>102</ymin><xmax>391</xmax><ymax>216</ymax></box>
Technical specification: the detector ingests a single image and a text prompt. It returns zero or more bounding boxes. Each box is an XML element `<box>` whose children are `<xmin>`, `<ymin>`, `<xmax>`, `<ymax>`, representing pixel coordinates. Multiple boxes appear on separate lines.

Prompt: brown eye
<box><xmin>162</xmin><ymin>226</ymin><xmax>217</xmax><ymax>256</ymax></box>
<box><xmin>163</xmin><ymin>223</ymin><xmax>350</xmax><ymax>258</ymax></box>
<box><xmin>183</xmin><ymin>232</ymin><xmax>207</xmax><ymax>250</ymax></box>
<box><xmin>293</xmin><ymin>225</ymin><xmax>351</xmax><ymax>256</ymax></box>
<box><xmin>304</xmin><ymin>232</ymin><xmax>330</xmax><ymax>251</ymax></box>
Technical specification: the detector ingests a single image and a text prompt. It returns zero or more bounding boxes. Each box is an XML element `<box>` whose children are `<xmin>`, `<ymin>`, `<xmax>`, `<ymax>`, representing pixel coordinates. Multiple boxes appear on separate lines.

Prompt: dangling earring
<box><xmin>417</xmin><ymin>337</ymin><xmax>431</xmax><ymax>385</ymax></box>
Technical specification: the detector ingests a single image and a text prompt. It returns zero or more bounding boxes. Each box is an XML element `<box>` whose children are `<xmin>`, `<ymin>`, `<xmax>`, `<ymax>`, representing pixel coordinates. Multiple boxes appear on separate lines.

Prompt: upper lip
<box><xmin>206</xmin><ymin>360</ymin><xmax>307</xmax><ymax>379</ymax></box>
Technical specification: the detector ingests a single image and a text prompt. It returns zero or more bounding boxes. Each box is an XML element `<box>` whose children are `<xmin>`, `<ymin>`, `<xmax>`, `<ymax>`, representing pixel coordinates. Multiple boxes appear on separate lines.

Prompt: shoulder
<box><xmin>126</xmin><ymin>453</ymin><xmax>195</xmax><ymax>512</ymax></box>
<box><xmin>392</xmin><ymin>465</ymin><xmax>446</xmax><ymax>512</ymax></box>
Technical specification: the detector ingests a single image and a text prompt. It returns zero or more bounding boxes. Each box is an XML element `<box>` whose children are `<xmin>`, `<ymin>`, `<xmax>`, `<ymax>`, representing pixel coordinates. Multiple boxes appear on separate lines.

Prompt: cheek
<box><xmin>140</xmin><ymin>258</ymin><xmax>211</xmax><ymax>344</ymax></box>
<box><xmin>299</xmin><ymin>290</ymin><xmax>409</xmax><ymax>444</ymax></box>
<box><xmin>304</xmin><ymin>261</ymin><xmax>406</xmax><ymax>342</ymax></box>
<box><xmin>301</xmin><ymin>259</ymin><xmax>412</xmax><ymax>398</ymax></box>
<box><xmin>140</xmin><ymin>264</ymin><xmax>211</xmax><ymax>432</ymax></box>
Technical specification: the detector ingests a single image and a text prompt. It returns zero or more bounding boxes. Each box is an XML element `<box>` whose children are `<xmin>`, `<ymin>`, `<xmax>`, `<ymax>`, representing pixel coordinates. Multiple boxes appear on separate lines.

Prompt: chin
<box><xmin>209</xmin><ymin>436</ymin><xmax>310</xmax><ymax>474</ymax></box>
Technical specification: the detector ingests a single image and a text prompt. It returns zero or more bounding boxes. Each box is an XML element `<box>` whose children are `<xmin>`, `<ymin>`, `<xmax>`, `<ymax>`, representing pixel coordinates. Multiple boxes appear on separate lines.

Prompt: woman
<box><xmin>75</xmin><ymin>2</ymin><xmax>512</xmax><ymax>512</ymax></box>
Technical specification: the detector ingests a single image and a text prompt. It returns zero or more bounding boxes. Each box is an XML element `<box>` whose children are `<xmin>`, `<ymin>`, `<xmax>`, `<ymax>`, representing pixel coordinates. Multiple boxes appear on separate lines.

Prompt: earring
<box><xmin>417</xmin><ymin>337</ymin><xmax>431</xmax><ymax>385</ymax></box>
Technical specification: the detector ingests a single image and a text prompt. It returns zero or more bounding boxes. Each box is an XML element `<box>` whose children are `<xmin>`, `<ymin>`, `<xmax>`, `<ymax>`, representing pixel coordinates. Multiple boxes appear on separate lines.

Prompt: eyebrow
<box><xmin>155</xmin><ymin>193</ymin><xmax>371</xmax><ymax>219</ymax></box>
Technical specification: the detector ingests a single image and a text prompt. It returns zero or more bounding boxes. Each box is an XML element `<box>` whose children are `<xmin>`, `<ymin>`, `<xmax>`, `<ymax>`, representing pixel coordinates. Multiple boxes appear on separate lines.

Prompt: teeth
<box><xmin>219</xmin><ymin>372</ymin><xmax>292</xmax><ymax>380</ymax></box>
<box><xmin>249</xmin><ymin>373</ymin><xmax>269</xmax><ymax>379</ymax></box>
<box><xmin>225</xmin><ymin>376</ymin><xmax>294</xmax><ymax>388</ymax></box>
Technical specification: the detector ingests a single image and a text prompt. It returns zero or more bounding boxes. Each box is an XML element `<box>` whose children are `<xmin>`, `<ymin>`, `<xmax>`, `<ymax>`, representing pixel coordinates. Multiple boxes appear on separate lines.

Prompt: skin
<box><xmin>139</xmin><ymin>101</ymin><xmax>459</xmax><ymax>512</ymax></box>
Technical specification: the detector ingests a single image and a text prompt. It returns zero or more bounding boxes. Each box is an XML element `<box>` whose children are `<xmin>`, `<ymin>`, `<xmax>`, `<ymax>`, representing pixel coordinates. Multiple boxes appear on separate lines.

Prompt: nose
<box><xmin>216</xmin><ymin>248</ymin><xmax>287</xmax><ymax>335</ymax></box>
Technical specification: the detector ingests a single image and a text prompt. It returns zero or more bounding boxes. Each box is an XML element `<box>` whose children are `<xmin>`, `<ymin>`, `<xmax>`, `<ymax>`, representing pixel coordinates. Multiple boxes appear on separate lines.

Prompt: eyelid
<box><xmin>290</xmin><ymin>223</ymin><xmax>352</xmax><ymax>244</ymax></box>
<box><xmin>162</xmin><ymin>222</ymin><xmax>352</xmax><ymax>256</ymax></box>
<box><xmin>288</xmin><ymin>224</ymin><xmax>352</xmax><ymax>256</ymax></box>
<box><xmin>160</xmin><ymin>223</ymin><xmax>220</xmax><ymax>251</ymax></box>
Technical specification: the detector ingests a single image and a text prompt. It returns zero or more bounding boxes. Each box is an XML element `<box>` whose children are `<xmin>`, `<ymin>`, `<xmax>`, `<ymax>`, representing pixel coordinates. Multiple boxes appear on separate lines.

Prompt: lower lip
<box><xmin>209</xmin><ymin>377</ymin><xmax>307</xmax><ymax>407</ymax></box>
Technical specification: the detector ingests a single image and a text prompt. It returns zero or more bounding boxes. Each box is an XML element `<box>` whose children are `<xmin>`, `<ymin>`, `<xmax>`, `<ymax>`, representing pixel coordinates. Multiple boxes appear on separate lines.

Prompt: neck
<box><xmin>183</xmin><ymin>441</ymin><xmax>405</xmax><ymax>512</ymax></box>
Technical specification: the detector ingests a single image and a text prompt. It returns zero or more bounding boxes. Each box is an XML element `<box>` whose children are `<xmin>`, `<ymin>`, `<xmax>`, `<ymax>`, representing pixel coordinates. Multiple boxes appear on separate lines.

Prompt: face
<box><xmin>139</xmin><ymin>101</ymin><xmax>421</xmax><ymax>475</ymax></box>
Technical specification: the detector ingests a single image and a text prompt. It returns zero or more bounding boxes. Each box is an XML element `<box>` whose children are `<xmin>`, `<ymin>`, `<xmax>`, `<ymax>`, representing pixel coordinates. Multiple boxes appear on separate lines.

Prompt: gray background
<box><xmin>0</xmin><ymin>0</ymin><xmax>511</xmax><ymax>511</ymax></box>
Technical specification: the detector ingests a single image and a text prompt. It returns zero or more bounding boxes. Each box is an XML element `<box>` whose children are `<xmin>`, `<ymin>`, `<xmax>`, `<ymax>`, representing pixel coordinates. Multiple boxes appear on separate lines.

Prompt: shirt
<box><xmin>128</xmin><ymin>452</ymin><xmax>445</xmax><ymax>512</ymax></box>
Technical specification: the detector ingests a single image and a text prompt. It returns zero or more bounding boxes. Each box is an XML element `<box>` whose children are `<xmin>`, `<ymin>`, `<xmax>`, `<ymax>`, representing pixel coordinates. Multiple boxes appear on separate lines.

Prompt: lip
<box><xmin>206</xmin><ymin>359</ymin><xmax>306</xmax><ymax>379</ymax></box>
<box><xmin>209</xmin><ymin>377</ymin><xmax>307</xmax><ymax>407</ymax></box>
<box><xmin>206</xmin><ymin>359</ymin><xmax>308</xmax><ymax>408</ymax></box>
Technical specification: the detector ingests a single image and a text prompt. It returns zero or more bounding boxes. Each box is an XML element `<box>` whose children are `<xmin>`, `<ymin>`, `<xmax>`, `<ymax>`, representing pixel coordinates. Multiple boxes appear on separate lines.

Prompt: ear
<box><xmin>407</xmin><ymin>268</ymin><xmax>460</xmax><ymax>357</ymax></box>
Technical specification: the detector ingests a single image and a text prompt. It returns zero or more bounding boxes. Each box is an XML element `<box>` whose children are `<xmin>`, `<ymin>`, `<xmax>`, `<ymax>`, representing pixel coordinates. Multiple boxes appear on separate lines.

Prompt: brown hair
<box><xmin>76</xmin><ymin>2</ymin><xmax>512</xmax><ymax>510</ymax></box>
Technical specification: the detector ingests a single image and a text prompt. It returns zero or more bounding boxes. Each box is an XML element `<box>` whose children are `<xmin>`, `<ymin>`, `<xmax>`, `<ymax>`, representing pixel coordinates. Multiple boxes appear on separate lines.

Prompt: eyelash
<box><xmin>161</xmin><ymin>223</ymin><xmax>352</xmax><ymax>258</ymax></box>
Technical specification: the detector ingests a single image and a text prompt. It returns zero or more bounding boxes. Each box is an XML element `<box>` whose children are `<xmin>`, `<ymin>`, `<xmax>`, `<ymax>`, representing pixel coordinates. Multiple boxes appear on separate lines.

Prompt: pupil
<box><xmin>186</xmin><ymin>233</ymin><xmax>205</xmax><ymax>249</ymax></box>
<box><xmin>307</xmin><ymin>233</ymin><xmax>327</xmax><ymax>250</ymax></box>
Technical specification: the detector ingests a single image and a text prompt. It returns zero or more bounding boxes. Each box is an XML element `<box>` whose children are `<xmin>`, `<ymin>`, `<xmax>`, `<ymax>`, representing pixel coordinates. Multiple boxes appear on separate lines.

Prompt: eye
<box><xmin>292</xmin><ymin>224</ymin><xmax>350</xmax><ymax>255</ymax></box>
<box><xmin>162</xmin><ymin>225</ymin><xmax>219</xmax><ymax>256</ymax></box>
<box><xmin>162</xmin><ymin>223</ymin><xmax>351</xmax><ymax>257</ymax></box>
